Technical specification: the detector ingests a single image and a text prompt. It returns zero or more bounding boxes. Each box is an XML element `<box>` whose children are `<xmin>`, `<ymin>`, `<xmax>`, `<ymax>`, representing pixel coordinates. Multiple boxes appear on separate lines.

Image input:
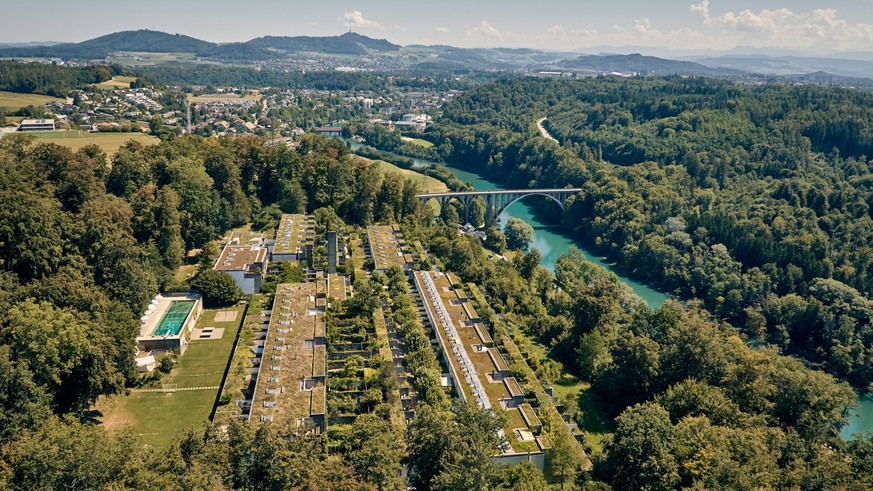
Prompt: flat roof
<box><xmin>367</xmin><ymin>225</ymin><xmax>411</xmax><ymax>271</ymax></box>
<box><xmin>20</xmin><ymin>119</ymin><xmax>55</xmax><ymax>125</ymax></box>
<box><xmin>414</xmin><ymin>271</ymin><xmax>534</xmax><ymax>452</ymax></box>
<box><xmin>273</xmin><ymin>214</ymin><xmax>312</xmax><ymax>256</ymax></box>
<box><xmin>249</xmin><ymin>281</ymin><xmax>327</xmax><ymax>427</ymax></box>
<box><xmin>214</xmin><ymin>244</ymin><xmax>267</xmax><ymax>272</ymax></box>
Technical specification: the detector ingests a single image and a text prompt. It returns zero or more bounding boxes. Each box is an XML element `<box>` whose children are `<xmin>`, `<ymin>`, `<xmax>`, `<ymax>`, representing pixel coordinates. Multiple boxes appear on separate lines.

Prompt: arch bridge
<box><xmin>417</xmin><ymin>188</ymin><xmax>582</xmax><ymax>223</ymax></box>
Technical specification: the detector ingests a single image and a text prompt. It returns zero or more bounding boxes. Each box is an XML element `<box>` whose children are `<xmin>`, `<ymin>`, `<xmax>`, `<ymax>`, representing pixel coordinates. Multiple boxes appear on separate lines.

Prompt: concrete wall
<box><xmin>271</xmin><ymin>253</ymin><xmax>299</xmax><ymax>262</ymax></box>
<box><xmin>327</xmin><ymin>231</ymin><xmax>337</xmax><ymax>274</ymax></box>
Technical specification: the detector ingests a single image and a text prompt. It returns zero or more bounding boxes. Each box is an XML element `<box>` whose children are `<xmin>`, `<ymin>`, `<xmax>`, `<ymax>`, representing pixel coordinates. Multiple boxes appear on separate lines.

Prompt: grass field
<box><xmin>94</xmin><ymin>76</ymin><xmax>137</xmax><ymax>90</ymax></box>
<box><xmin>110</xmin><ymin>51</ymin><xmax>198</xmax><ymax>66</ymax></box>
<box><xmin>189</xmin><ymin>93</ymin><xmax>261</xmax><ymax>103</ymax></box>
<box><xmin>551</xmin><ymin>373</ymin><xmax>610</xmax><ymax>455</ymax></box>
<box><xmin>96</xmin><ymin>305</ymin><xmax>245</xmax><ymax>449</ymax></box>
<box><xmin>0</xmin><ymin>90</ymin><xmax>64</xmax><ymax>112</ymax></box>
<box><xmin>357</xmin><ymin>156</ymin><xmax>448</xmax><ymax>193</ymax></box>
<box><xmin>173</xmin><ymin>264</ymin><xmax>197</xmax><ymax>283</ymax></box>
<box><xmin>29</xmin><ymin>130</ymin><xmax>158</xmax><ymax>156</ymax></box>
<box><xmin>401</xmin><ymin>136</ymin><xmax>434</xmax><ymax>148</ymax></box>
<box><xmin>510</xmin><ymin>325</ymin><xmax>610</xmax><ymax>455</ymax></box>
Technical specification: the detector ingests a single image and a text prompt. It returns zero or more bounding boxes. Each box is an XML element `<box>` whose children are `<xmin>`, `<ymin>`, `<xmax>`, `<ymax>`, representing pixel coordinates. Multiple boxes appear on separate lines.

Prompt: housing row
<box><xmin>247</xmin><ymin>281</ymin><xmax>328</xmax><ymax>432</ymax></box>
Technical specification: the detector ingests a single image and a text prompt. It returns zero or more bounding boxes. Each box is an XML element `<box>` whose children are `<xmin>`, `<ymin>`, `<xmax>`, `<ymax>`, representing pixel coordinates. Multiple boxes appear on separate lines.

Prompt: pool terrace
<box><xmin>137</xmin><ymin>294</ymin><xmax>202</xmax><ymax>355</ymax></box>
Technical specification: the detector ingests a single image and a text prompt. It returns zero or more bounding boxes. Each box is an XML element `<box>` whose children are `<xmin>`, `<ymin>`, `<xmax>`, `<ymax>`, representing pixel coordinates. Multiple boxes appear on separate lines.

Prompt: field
<box><xmin>93</xmin><ymin>76</ymin><xmax>137</xmax><ymax>90</ymax></box>
<box><xmin>96</xmin><ymin>306</ymin><xmax>245</xmax><ymax>449</ymax></box>
<box><xmin>550</xmin><ymin>373</ymin><xmax>610</xmax><ymax>455</ymax></box>
<box><xmin>28</xmin><ymin>130</ymin><xmax>158</xmax><ymax>156</ymax></box>
<box><xmin>109</xmin><ymin>51</ymin><xmax>198</xmax><ymax>66</ymax></box>
<box><xmin>0</xmin><ymin>90</ymin><xmax>64</xmax><ymax>112</ymax></box>
<box><xmin>401</xmin><ymin>136</ymin><xmax>434</xmax><ymax>148</ymax></box>
<box><xmin>189</xmin><ymin>93</ymin><xmax>262</xmax><ymax>103</ymax></box>
<box><xmin>358</xmin><ymin>156</ymin><xmax>448</xmax><ymax>193</ymax></box>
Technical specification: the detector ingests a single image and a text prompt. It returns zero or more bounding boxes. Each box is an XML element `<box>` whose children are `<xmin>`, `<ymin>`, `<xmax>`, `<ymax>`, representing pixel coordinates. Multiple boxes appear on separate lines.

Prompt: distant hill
<box><xmin>0</xmin><ymin>30</ymin><xmax>215</xmax><ymax>59</ymax></box>
<box><xmin>246</xmin><ymin>32</ymin><xmax>400</xmax><ymax>55</ymax></box>
<box><xmin>555</xmin><ymin>53</ymin><xmax>744</xmax><ymax>77</ymax></box>
<box><xmin>197</xmin><ymin>43</ymin><xmax>277</xmax><ymax>62</ymax></box>
<box><xmin>75</xmin><ymin>30</ymin><xmax>214</xmax><ymax>53</ymax></box>
<box><xmin>780</xmin><ymin>71</ymin><xmax>873</xmax><ymax>88</ymax></box>
<box><xmin>692</xmin><ymin>55</ymin><xmax>873</xmax><ymax>79</ymax></box>
<box><xmin>0</xmin><ymin>30</ymin><xmax>400</xmax><ymax>61</ymax></box>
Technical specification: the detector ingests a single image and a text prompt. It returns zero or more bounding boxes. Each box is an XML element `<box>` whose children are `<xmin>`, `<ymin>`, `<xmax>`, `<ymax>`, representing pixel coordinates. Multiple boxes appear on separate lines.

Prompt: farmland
<box><xmin>0</xmin><ymin>90</ymin><xmax>64</xmax><ymax>111</ymax></box>
<box><xmin>29</xmin><ymin>130</ymin><xmax>158</xmax><ymax>155</ymax></box>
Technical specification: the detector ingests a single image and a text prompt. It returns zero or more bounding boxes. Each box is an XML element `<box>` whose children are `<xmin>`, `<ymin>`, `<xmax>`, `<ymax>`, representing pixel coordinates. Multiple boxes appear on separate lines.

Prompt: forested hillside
<box><xmin>419</xmin><ymin>76</ymin><xmax>873</xmax><ymax>388</ymax></box>
<box><xmin>0</xmin><ymin>130</ymin><xmax>871</xmax><ymax>488</ymax></box>
<box><xmin>0</xmin><ymin>60</ymin><xmax>115</xmax><ymax>96</ymax></box>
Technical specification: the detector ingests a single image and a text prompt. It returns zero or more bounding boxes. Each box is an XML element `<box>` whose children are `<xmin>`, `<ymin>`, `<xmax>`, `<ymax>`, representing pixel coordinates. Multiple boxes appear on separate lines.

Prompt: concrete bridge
<box><xmin>417</xmin><ymin>188</ymin><xmax>582</xmax><ymax>224</ymax></box>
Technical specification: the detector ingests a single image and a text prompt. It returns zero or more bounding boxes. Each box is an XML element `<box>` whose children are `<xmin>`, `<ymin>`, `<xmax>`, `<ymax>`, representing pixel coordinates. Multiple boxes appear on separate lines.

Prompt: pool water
<box><xmin>153</xmin><ymin>301</ymin><xmax>195</xmax><ymax>337</ymax></box>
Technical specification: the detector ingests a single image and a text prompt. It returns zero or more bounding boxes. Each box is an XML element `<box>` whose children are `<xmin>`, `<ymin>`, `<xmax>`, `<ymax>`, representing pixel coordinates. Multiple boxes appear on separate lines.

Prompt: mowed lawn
<box><xmin>97</xmin><ymin>305</ymin><xmax>245</xmax><ymax>449</ymax></box>
<box><xmin>0</xmin><ymin>90</ymin><xmax>64</xmax><ymax>112</ymax></box>
<box><xmin>29</xmin><ymin>130</ymin><xmax>158</xmax><ymax>156</ymax></box>
<box><xmin>357</xmin><ymin>156</ymin><xmax>448</xmax><ymax>193</ymax></box>
<box><xmin>401</xmin><ymin>136</ymin><xmax>434</xmax><ymax>148</ymax></box>
<box><xmin>94</xmin><ymin>76</ymin><xmax>137</xmax><ymax>90</ymax></box>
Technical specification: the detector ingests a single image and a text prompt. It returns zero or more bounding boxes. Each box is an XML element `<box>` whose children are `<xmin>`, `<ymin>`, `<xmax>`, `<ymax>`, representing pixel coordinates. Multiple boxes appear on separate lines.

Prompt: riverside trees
<box><xmin>423</xmin><ymin>76</ymin><xmax>873</xmax><ymax>389</ymax></box>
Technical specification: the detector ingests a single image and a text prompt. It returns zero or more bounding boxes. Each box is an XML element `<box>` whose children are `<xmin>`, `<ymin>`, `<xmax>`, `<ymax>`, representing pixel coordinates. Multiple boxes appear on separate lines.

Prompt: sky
<box><xmin>4</xmin><ymin>0</ymin><xmax>873</xmax><ymax>54</ymax></box>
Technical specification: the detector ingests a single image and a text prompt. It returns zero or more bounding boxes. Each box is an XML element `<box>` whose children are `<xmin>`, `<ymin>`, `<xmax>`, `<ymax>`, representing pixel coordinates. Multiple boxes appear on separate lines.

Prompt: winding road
<box><xmin>536</xmin><ymin>117</ymin><xmax>558</xmax><ymax>143</ymax></box>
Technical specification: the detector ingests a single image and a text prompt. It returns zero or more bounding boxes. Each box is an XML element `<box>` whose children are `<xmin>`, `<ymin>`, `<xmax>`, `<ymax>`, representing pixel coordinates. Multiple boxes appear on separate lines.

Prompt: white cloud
<box><xmin>689</xmin><ymin>0</ymin><xmax>873</xmax><ymax>50</ymax></box>
<box><xmin>394</xmin><ymin>25</ymin><xmax>407</xmax><ymax>31</ymax></box>
<box><xmin>466</xmin><ymin>20</ymin><xmax>502</xmax><ymax>40</ymax></box>
<box><xmin>340</xmin><ymin>11</ymin><xmax>382</xmax><ymax>29</ymax></box>
<box><xmin>544</xmin><ymin>25</ymin><xmax>568</xmax><ymax>42</ymax></box>
<box><xmin>435</xmin><ymin>27</ymin><xmax>450</xmax><ymax>33</ymax></box>
<box><xmin>634</xmin><ymin>18</ymin><xmax>651</xmax><ymax>33</ymax></box>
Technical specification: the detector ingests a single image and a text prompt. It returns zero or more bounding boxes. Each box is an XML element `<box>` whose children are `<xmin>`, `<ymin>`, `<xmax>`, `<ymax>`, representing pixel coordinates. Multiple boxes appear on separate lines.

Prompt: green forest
<box><xmin>0</xmin><ymin>61</ymin><xmax>116</xmax><ymax>97</ymax></box>
<box><xmin>413</xmin><ymin>76</ymin><xmax>873</xmax><ymax>390</ymax></box>
<box><xmin>1</xmin><ymin>126</ymin><xmax>871</xmax><ymax>488</ymax></box>
<box><xmin>1</xmin><ymin>69</ymin><xmax>873</xmax><ymax>489</ymax></box>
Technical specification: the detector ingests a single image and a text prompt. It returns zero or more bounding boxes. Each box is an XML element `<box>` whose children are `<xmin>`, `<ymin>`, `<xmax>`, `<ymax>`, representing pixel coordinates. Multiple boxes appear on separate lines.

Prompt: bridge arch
<box><xmin>416</xmin><ymin>188</ymin><xmax>582</xmax><ymax>225</ymax></box>
<box><xmin>494</xmin><ymin>192</ymin><xmax>566</xmax><ymax>219</ymax></box>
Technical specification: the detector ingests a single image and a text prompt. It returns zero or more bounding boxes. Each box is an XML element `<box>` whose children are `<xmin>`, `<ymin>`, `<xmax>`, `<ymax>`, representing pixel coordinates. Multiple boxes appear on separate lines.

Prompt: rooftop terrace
<box><xmin>273</xmin><ymin>214</ymin><xmax>314</xmax><ymax>257</ymax></box>
<box><xmin>249</xmin><ymin>281</ymin><xmax>327</xmax><ymax>431</ymax></box>
<box><xmin>414</xmin><ymin>271</ymin><xmax>539</xmax><ymax>453</ymax></box>
<box><xmin>366</xmin><ymin>224</ymin><xmax>412</xmax><ymax>271</ymax></box>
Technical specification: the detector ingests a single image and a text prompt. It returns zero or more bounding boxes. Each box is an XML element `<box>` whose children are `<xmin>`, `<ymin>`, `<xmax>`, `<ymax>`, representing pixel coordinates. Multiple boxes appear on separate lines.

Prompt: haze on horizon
<box><xmin>4</xmin><ymin>0</ymin><xmax>873</xmax><ymax>55</ymax></box>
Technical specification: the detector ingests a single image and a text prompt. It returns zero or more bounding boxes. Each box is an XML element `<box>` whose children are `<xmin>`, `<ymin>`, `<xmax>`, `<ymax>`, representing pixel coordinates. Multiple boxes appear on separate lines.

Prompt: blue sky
<box><xmin>5</xmin><ymin>0</ymin><xmax>873</xmax><ymax>53</ymax></box>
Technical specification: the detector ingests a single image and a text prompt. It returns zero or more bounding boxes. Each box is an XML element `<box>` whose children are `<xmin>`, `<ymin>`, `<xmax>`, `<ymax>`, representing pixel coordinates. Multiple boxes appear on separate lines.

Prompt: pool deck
<box><xmin>138</xmin><ymin>294</ymin><xmax>200</xmax><ymax>338</ymax></box>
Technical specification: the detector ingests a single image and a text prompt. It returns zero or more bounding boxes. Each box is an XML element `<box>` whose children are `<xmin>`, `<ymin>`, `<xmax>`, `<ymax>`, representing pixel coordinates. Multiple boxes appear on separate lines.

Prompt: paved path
<box><xmin>536</xmin><ymin>117</ymin><xmax>558</xmax><ymax>143</ymax></box>
<box><xmin>131</xmin><ymin>386</ymin><xmax>220</xmax><ymax>393</ymax></box>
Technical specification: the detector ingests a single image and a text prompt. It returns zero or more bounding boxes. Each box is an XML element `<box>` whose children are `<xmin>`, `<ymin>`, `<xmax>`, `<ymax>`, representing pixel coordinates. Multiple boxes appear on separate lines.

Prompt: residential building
<box><xmin>213</xmin><ymin>244</ymin><xmax>268</xmax><ymax>294</ymax></box>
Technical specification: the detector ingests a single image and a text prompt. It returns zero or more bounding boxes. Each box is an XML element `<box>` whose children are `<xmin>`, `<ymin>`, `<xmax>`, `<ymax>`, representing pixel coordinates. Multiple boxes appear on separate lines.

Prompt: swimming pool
<box><xmin>152</xmin><ymin>300</ymin><xmax>195</xmax><ymax>337</ymax></box>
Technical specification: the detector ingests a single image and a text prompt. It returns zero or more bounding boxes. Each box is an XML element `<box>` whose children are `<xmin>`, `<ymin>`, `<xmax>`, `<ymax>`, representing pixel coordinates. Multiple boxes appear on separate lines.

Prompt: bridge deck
<box><xmin>416</xmin><ymin>188</ymin><xmax>582</xmax><ymax>198</ymax></box>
